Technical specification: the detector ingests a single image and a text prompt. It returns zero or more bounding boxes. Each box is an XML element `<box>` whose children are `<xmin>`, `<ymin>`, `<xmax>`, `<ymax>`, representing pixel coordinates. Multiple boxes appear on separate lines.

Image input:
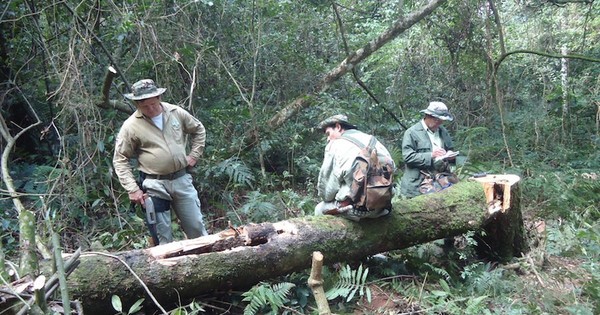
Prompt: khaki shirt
<box><xmin>113</xmin><ymin>102</ymin><xmax>206</xmax><ymax>193</ymax></box>
<box><xmin>317</xmin><ymin>129</ymin><xmax>394</xmax><ymax>202</ymax></box>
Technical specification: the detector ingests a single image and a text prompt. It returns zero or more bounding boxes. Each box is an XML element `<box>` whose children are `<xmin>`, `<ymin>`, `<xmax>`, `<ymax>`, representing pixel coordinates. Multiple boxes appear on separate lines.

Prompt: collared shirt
<box><xmin>113</xmin><ymin>102</ymin><xmax>206</xmax><ymax>193</ymax></box>
<box><xmin>421</xmin><ymin>119</ymin><xmax>442</xmax><ymax>149</ymax></box>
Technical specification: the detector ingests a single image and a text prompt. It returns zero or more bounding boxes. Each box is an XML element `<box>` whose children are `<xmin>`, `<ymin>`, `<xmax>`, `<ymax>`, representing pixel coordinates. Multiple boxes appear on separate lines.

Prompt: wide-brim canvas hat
<box><xmin>420</xmin><ymin>101</ymin><xmax>454</xmax><ymax>121</ymax></box>
<box><xmin>317</xmin><ymin>114</ymin><xmax>357</xmax><ymax>131</ymax></box>
<box><xmin>124</xmin><ymin>79</ymin><xmax>167</xmax><ymax>100</ymax></box>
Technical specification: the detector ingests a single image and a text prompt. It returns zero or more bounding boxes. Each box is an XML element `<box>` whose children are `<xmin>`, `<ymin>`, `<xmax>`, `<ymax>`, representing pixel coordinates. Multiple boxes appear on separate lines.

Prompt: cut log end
<box><xmin>471</xmin><ymin>174</ymin><xmax>527</xmax><ymax>262</ymax></box>
<box><xmin>470</xmin><ymin>174</ymin><xmax>521</xmax><ymax>214</ymax></box>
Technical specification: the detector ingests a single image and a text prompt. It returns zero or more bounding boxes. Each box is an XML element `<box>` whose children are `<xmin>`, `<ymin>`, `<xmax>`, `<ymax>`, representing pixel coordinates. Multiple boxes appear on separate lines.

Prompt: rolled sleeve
<box><xmin>184</xmin><ymin>115</ymin><xmax>206</xmax><ymax>161</ymax></box>
<box><xmin>113</xmin><ymin>132</ymin><xmax>140</xmax><ymax>193</ymax></box>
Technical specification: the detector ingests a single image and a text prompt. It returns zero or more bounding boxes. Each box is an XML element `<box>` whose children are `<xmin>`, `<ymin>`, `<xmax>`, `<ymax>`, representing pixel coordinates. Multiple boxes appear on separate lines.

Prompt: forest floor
<box><xmin>349</xmin><ymin>254</ymin><xmax>589</xmax><ymax>314</ymax></box>
<box><xmin>348</xmin><ymin>218</ymin><xmax>593</xmax><ymax>314</ymax></box>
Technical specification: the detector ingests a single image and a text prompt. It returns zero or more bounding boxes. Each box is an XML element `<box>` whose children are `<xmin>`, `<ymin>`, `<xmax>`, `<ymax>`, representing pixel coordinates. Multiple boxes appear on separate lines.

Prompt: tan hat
<box><xmin>420</xmin><ymin>101</ymin><xmax>454</xmax><ymax>121</ymax></box>
<box><xmin>124</xmin><ymin>79</ymin><xmax>167</xmax><ymax>100</ymax></box>
<box><xmin>317</xmin><ymin>114</ymin><xmax>357</xmax><ymax>131</ymax></box>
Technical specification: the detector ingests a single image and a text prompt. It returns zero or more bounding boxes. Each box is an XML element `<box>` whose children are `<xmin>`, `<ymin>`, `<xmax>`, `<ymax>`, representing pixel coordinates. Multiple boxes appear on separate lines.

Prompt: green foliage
<box><xmin>241</xmin><ymin>281</ymin><xmax>296</xmax><ymax>315</ymax></box>
<box><xmin>523</xmin><ymin>170</ymin><xmax>600</xmax><ymax>218</ymax></box>
<box><xmin>0</xmin><ymin>205</ymin><xmax>19</xmax><ymax>257</ymax></box>
<box><xmin>96</xmin><ymin>225</ymin><xmax>148</xmax><ymax>251</ymax></box>
<box><xmin>546</xmin><ymin>209</ymin><xmax>600</xmax><ymax>260</ymax></box>
<box><xmin>239</xmin><ymin>190</ymin><xmax>280</xmax><ymax>223</ymax></box>
<box><xmin>422</xmin><ymin>263</ymin><xmax>452</xmax><ymax>282</ymax></box>
<box><xmin>217</xmin><ymin>187</ymin><xmax>314</xmax><ymax>226</ymax></box>
<box><xmin>205</xmin><ymin>157</ymin><xmax>256</xmax><ymax>190</ymax></box>
<box><xmin>1</xmin><ymin>0</ymin><xmax>599</xmax><ymax>313</ymax></box>
<box><xmin>423</xmin><ymin>279</ymin><xmax>491</xmax><ymax>315</ymax></box>
<box><xmin>111</xmin><ymin>295</ymin><xmax>144</xmax><ymax>315</ymax></box>
<box><xmin>460</xmin><ymin>262</ymin><xmax>509</xmax><ymax>296</ymax></box>
<box><xmin>169</xmin><ymin>300</ymin><xmax>206</xmax><ymax>315</ymax></box>
<box><xmin>325</xmin><ymin>264</ymin><xmax>371</xmax><ymax>303</ymax></box>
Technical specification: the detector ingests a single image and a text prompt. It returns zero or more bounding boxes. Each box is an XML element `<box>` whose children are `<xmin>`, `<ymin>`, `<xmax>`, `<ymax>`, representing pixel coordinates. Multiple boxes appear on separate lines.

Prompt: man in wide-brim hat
<box><xmin>113</xmin><ymin>79</ymin><xmax>209</xmax><ymax>246</ymax></box>
<box><xmin>123</xmin><ymin>79</ymin><xmax>167</xmax><ymax>100</ymax></box>
<box><xmin>400</xmin><ymin>101</ymin><xmax>457</xmax><ymax>198</ymax></box>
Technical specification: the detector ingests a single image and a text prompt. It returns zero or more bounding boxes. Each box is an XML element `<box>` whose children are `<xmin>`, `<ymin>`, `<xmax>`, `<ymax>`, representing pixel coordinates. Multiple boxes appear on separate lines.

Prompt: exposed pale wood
<box><xmin>472</xmin><ymin>174</ymin><xmax>520</xmax><ymax>213</ymax></box>
<box><xmin>308</xmin><ymin>251</ymin><xmax>331</xmax><ymax>315</ymax></box>
<box><xmin>96</xmin><ymin>66</ymin><xmax>134</xmax><ymax>114</ymax></box>
<box><xmin>472</xmin><ymin>174</ymin><xmax>527</xmax><ymax>260</ymax></box>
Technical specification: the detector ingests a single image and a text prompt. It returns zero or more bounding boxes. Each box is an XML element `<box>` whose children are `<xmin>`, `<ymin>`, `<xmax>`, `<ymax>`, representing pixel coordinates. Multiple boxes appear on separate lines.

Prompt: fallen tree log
<box><xmin>62</xmin><ymin>175</ymin><xmax>524</xmax><ymax>313</ymax></box>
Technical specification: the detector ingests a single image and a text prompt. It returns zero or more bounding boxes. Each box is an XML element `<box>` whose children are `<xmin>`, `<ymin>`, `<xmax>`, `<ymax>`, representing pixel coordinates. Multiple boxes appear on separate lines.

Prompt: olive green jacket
<box><xmin>400</xmin><ymin>121</ymin><xmax>454</xmax><ymax>198</ymax></box>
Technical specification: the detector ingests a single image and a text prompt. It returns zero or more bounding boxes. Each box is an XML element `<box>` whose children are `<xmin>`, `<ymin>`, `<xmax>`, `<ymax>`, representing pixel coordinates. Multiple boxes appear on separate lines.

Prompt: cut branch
<box><xmin>308</xmin><ymin>251</ymin><xmax>331</xmax><ymax>315</ymax></box>
<box><xmin>96</xmin><ymin>66</ymin><xmax>134</xmax><ymax>114</ymax></box>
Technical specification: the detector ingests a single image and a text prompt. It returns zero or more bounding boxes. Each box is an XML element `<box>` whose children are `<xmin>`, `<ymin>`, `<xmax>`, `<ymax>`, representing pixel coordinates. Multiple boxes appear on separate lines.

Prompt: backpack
<box><xmin>341</xmin><ymin>134</ymin><xmax>394</xmax><ymax>211</ymax></box>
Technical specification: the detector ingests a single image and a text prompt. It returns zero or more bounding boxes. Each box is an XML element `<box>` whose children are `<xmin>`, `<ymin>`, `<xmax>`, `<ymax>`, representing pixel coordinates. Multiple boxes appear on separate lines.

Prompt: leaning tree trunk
<box><xmin>266</xmin><ymin>0</ymin><xmax>447</xmax><ymax>130</ymax></box>
<box><xmin>48</xmin><ymin>175</ymin><xmax>526</xmax><ymax>314</ymax></box>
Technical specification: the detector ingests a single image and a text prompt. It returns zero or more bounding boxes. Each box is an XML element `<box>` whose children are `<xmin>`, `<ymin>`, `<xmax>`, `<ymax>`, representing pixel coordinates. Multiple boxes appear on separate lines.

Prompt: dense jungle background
<box><xmin>1</xmin><ymin>0</ymin><xmax>599</xmax><ymax>314</ymax></box>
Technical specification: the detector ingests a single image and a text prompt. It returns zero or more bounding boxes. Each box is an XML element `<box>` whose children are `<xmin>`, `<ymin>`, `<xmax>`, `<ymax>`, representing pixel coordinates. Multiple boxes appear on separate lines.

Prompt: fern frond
<box><xmin>326</xmin><ymin>264</ymin><xmax>371</xmax><ymax>303</ymax></box>
<box><xmin>424</xmin><ymin>263</ymin><xmax>451</xmax><ymax>281</ymax></box>
<box><xmin>239</xmin><ymin>191</ymin><xmax>280</xmax><ymax>222</ymax></box>
<box><xmin>211</xmin><ymin>157</ymin><xmax>255</xmax><ymax>188</ymax></box>
<box><xmin>242</xmin><ymin>282</ymin><xmax>295</xmax><ymax>315</ymax></box>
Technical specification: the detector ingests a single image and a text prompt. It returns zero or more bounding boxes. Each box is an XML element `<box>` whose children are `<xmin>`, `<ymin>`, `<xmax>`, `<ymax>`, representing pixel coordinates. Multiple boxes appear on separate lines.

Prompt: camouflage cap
<box><xmin>420</xmin><ymin>101</ymin><xmax>454</xmax><ymax>121</ymax></box>
<box><xmin>123</xmin><ymin>79</ymin><xmax>167</xmax><ymax>101</ymax></box>
<box><xmin>317</xmin><ymin>114</ymin><xmax>357</xmax><ymax>131</ymax></box>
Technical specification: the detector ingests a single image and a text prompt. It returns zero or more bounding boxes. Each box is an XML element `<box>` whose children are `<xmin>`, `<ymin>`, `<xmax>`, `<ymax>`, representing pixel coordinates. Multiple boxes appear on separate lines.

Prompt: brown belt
<box><xmin>145</xmin><ymin>168</ymin><xmax>187</xmax><ymax>180</ymax></box>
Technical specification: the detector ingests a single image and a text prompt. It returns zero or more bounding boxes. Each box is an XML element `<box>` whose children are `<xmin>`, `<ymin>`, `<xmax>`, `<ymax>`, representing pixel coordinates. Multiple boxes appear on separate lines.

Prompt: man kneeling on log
<box><xmin>314</xmin><ymin>114</ymin><xmax>395</xmax><ymax>221</ymax></box>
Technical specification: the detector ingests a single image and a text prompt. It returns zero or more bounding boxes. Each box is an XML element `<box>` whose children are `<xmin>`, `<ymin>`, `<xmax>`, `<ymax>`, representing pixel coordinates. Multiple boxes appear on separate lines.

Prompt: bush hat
<box><xmin>317</xmin><ymin>114</ymin><xmax>357</xmax><ymax>131</ymax></box>
<box><xmin>420</xmin><ymin>101</ymin><xmax>454</xmax><ymax>121</ymax></box>
<box><xmin>124</xmin><ymin>79</ymin><xmax>167</xmax><ymax>101</ymax></box>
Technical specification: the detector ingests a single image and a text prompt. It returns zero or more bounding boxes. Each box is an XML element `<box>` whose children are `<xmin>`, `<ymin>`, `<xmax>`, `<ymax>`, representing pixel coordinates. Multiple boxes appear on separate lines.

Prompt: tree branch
<box><xmin>267</xmin><ymin>0</ymin><xmax>447</xmax><ymax>129</ymax></box>
<box><xmin>495</xmin><ymin>49</ymin><xmax>600</xmax><ymax>71</ymax></box>
<box><xmin>332</xmin><ymin>3</ymin><xmax>407</xmax><ymax>130</ymax></box>
<box><xmin>96</xmin><ymin>67</ymin><xmax>134</xmax><ymax>114</ymax></box>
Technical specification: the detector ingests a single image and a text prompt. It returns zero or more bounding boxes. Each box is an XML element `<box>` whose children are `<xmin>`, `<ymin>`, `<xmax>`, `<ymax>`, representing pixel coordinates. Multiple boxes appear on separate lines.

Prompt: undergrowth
<box><xmin>229</xmin><ymin>169</ymin><xmax>600</xmax><ymax>315</ymax></box>
<box><xmin>3</xmin><ymin>130</ymin><xmax>599</xmax><ymax>314</ymax></box>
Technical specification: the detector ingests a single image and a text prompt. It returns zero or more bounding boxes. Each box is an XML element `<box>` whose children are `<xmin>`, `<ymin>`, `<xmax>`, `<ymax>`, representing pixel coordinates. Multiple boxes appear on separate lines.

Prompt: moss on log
<box><xmin>62</xmin><ymin>176</ymin><xmax>524</xmax><ymax>313</ymax></box>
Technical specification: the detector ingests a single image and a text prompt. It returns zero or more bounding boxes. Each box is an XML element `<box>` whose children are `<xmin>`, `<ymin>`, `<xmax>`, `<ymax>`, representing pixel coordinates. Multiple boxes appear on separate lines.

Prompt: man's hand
<box><xmin>431</xmin><ymin>148</ymin><xmax>447</xmax><ymax>159</ymax></box>
<box><xmin>186</xmin><ymin>155</ymin><xmax>197</xmax><ymax>167</ymax></box>
<box><xmin>129</xmin><ymin>189</ymin><xmax>146</xmax><ymax>205</ymax></box>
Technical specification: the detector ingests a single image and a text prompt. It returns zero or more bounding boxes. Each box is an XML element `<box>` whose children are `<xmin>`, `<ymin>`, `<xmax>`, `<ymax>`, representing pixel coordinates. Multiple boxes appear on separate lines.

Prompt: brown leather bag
<box><xmin>419</xmin><ymin>171</ymin><xmax>458</xmax><ymax>194</ymax></box>
<box><xmin>342</xmin><ymin>135</ymin><xmax>394</xmax><ymax>211</ymax></box>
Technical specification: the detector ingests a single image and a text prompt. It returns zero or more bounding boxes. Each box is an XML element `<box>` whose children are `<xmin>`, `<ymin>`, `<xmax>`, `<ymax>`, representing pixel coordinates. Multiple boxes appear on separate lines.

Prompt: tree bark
<box><xmin>53</xmin><ymin>175</ymin><xmax>525</xmax><ymax>314</ymax></box>
<box><xmin>472</xmin><ymin>174</ymin><xmax>528</xmax><ymax>260</ymax></box>
<box><xmin>95</xmin><ymin>66</ymin><xmax>135</xmax><ymax>114</ymax></box>
<box><xmin>0</xmin><ymin>107</ymin><xmax>41</xmax><ymax>277</ymax></box>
